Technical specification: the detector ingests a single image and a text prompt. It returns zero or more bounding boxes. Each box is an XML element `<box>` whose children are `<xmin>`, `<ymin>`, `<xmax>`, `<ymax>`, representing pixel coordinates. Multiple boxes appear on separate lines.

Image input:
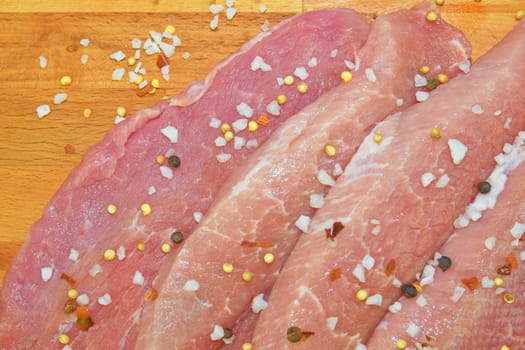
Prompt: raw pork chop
<box><xmin>0</xmin><ymin>9</ymin><xmax>371</xmax><ymax>349</ymax></box>
<box><xmin>366</xmin><ymin>135</ymin><xmax>525</xmax><ymax>349</ymax></box>
<box><xmin>136</xmin><ymin>4</ymin><xmax>471</xmax><ymax>349</ymax></box>
<box><xmin>252</xmin><ymin>15</ymin><xmax>525</xmax><ymax>350</ymax></box>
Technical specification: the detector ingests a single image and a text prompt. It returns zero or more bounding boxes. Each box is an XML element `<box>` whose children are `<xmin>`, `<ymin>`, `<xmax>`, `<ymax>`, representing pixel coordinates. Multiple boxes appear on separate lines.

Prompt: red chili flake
<box><xmin>241</xmin><ymin>240</ymin><xmax>274</xmax><ymax>248</ymax></box>
<box><xmin>76</xmin><ymin>306</ymin><xmax>93</xmax><ymax>331</ymax></box>
<box><xmin>329</xmin><ymin>268</ymin><xmax>341</xmax><ymax>281</ymax></box>
<box><xmin>64</xmin><ymin>144</ymin><xmax>76</xmax><ymax>154</ymax></box>
<box><xmin>497</xmin><ymin>264</ymin><xmax>512</xmax><ymax>276</ymax></box>
<box><xmin>144</xmin><ymin>288</ymin><xmax>159</xmax><ymax>302</ymax></box>
<box><xmin>325</xmin><ymin>221</ymin><xmax>344</xmax><ymax>241</ymax></box>
<box><xmin>156</xmin><ymin>53</ymin><xmax>169</xmax><ymax>68</ymax></box>
<box><xmin>520</xmin><ymin>235</ymin><xmax>525</xmax><ymax>242</ymax></box>
<box><xmin>60</xmin><ymin>272</ymin><xmax>77</xmax><ymax>287</ymax></box>
<box><xmin>461</xmin><ymin>277</ymin><xmax>480</xmax><ymax>291</ymax></box>
<box><xmin>66</xmin><ymin>44</ymin><xmax>78</xmax><ymax>52</ymax></box>
<box><xmin>385</xmin><ymin>259</ymin><xmax>396</xmax><ymax>277</ymax></box>
<box><xmin>136</xmin><ymin>84</ymin><xmax>152</xmax><ymax>97</ymax></box>
<box><xmin>256</xmin><ymin>112</ymin><xmax>269</xmax><ymax>126</ymax></box>
<box><xmin>506</xmin><ymin>253</ymin><xmax>518</xmax><ymax>269</ymax></box>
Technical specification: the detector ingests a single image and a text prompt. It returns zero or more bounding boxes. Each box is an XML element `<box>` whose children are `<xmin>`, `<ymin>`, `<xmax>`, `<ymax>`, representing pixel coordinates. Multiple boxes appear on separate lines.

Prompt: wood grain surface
<box><xmin>0</xmin><ymin>0</ymin><xmax>522</xmax><ymax>287</ymax></box>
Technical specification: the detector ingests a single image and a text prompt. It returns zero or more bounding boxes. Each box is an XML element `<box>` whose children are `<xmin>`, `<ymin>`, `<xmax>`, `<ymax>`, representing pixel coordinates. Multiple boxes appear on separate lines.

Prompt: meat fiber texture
<box><xmin>252</xmin><ymin>15</ymin><xmax>525</xmax><ymax>350</ymax></box>
<box><xmin>367</xmin><ymin>136</ymin><xmax>525</xmax><ymax>348</ymax></box>
<box><xmin>136</xmin><ymin>3</ymin><xmax>471</xmax><ymax>349</ymax></box>
<box><xmin>0</xmin><ymin>9</ymin><xmax>371</xmax><ymax>350</ymax></box>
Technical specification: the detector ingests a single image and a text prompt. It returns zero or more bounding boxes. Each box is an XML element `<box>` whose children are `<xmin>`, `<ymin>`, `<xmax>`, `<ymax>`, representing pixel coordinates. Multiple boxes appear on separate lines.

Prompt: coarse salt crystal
<box><xmin>114</xmin><ymin>116</ymin><xmax>125</xmax><ymax>124</ymax></box>
<box><xmin>77</xmin><ymin>294</ymin><xmax>89</xmax><ymax>305</ymax></box>
<box><xmin>183</xmin><ymin>279</ymin><xmax>200</xmax><ymax>292</ymax></box>
<box><xmin>510</xmin><ymin>222</ymin><xmax>525</xmax><ymax>240</ymax></box>
<box><xmin>36</xmin><ymin>104</ymin><xmax>51</xmax><ymax>119</ymax></box>
<box><xmin>266</xmin><ymin>100</ymin><xmax>280</xmax><ymax>116</ymax></box>
<box><xmin>209</xmin><ymin>4</ymin><xmax>224</xmax><ymax>14</ymax></box>
<box><xmin>458</xmin><ymin>60</ymin><xmax>471</xmax><ymax>73</ymax></box>
<box><xmin>330</xmin><ymin>49</ymin><xmax>338</xmax><ymax>58</ymax></box>
<box><xmin>416</xmin><ymin>294</ymin><xmax>428</xmax><ymax>307</ymax></box>
<box><xmin>448</xmin><ymin>139</ymin><xmax>468</xmax><ymax>165</ymax></box>
<box><xmin>159</xmin><ymin>42</ymin><xmax>175</xmax><ymax>58</ymax></box>
<box><xmin>131</xmin><ymin>38</ymin><xmax>141</xmax><ymax>49</ymax></box>
<box><xmin>133</xmin><ymin>271</ymin><xmax>145</xmax><ymax>286</ymax></box>
<box><xmin>89</xmin><ymin>264</ymin><xmax>102</xmax><ymax>277</ymax></box>
<box><xmin>233</xmin><ymin>136</ymin><xmax>245</xmax><ymax>150</ymax></box>
<box><xmin>414</xmin><ymin>74</ymin><xmax>427</xmax><ymax>87</ymax></box>
<box><xmin>216</xmin><ymin>153</ymin><xmax>232</xmax><ymax>163</ymax></box>
<box><xmin>520</xmin><ymin>251</ymin><xmax>525</xmax><ymax>261</ymax></box>
<box><xmin>246</xmin><ymin>139</ymin><xmax>259</xmax><ymax>149</ymax></box>
<box><xmin>495</xmin><ymin>287</ymin><xmax>506</xmax><ymax>295</ymax></box>
<box><xmin>193</xmin><ymin>212</ymin><xmax>203</xmax><ymax>223</ymax></box>
<box><xmin>471</xmin><ymin>104</ymin><xmax>484</xmax><ymax>115</ymax></box>
<box><xmin>388</xmin><ymin>301</ymin><xmax>402</xmax><ymax>313</ymax></box>
<box><xmin>454</xmin><ymin>214</ymin><xmax>469</xmax><ymax>228</ymax></box>
<box><xmin>80</xmin><ymin>38</ymin><xmax>90</xmax><ymax>47</ymax></box>
<box><xmin>309</xmin><ymin>194</ymin><xmax>325</xmax><ymax>209</ymax></box>
<box><xmin>41</xmin><ymin>267</ymin><xmax>53</xmax><ymax>282</ymax></box>
<box><xmin>226</xmin><ymin>7</ymin><xmax>237</xmax><ymax>20</ymax></box>
<box><xmin>98</xmin><ymin>293</ymin><xmax>112</xmax><ymax>306</ymax></box>
<box><xmin>294</xmin><ymin>215</ymin><xmax>311</xmax><ymax>233</ymax></box>
<box><xmin>134</xmin><ymin>49</ymin><xmax>141</xmax><ymax>59</ymax></box>
<box><xmin>365</xmin><ymin>68</ymin><xmax>377</xmax><ymax>82</ymax></box>
<box><xmin>362</xmin><ymin>255</ymin><xmax>375</xmax><ymax>271</ymax></box>
<box><xmin>318</xmin><ymin>169</ymin><xmax>336</xmax><ymax>186</ymax></box>
<box><xmin>504</xmin><ymin>117</ymin><xmax>512</xmax><ymax>129</ymax></box>
<box><xmin>210</xmin><ymin>15</ymin><xmax>219</xmax><ymax>30</ymax></box>
<box><xmin>226</xmin><ymin>0</ymin><xmax>235</xmax><ymax>7</ymax></box>
<box><xmin>109</xmin><ymin>50</ymin><xmax>126</xmax><ymax>61</ymax></box>
<box><xmin>308</xmin><ymin>57</ymin><xmax>318</xmax><ymax>67</ymax></box>
<box><xmin>39</xmin><ymin>55</ymin><xmax>47</xmax><ymax>68</ymax></box>
<box><xmin>69</xmin><ymin>249</ymin><xmax>79</xmax><ymax>261</ymax></box>
<box><xmin>182</xmin><ymin>52</ymin><xmax>191</xmax><ymax>59</ymax></box>
<box><xmin>333</xmin><ymin>163</ymin><xmax>343</xmax><ymax>177</ymax></box>
<box><xmin>232</xmin><ymin>118</ymin><xmax>248</xmax><ymax>132</ymax></box>
<box><xmin>481</xmin><ymin>276</ymin><xmax>495</xmax><ymax>288</ymax></box>
<box><xmin>251</xmin><ymin>293</ymin><xmax>268</xmax><ymax>313</ymax></box>
<box><xmin>215</xmin><ymin>136</ymin><xmax>227</xmax><ymax>147</ymax></box>
<box><xmin>210</xmin><ymin>324</ymin><xmax>224</xmax><ymax>341</ymax></box>
<box><xmin>503</xmin><ymin>143</ymin><xmax>513</xmax><ymax>154</ymax></box>
<box><xmin>419</xmin><ymin>264</ymin><xmax>435</xmax><ymax>286</ymax></box>
<box><xmin>366</xmin><ymin>294</ymin><xmax>383</xmax><ymax>306</ymax></box>
<box><xmin>451</xmin><ymin>286</ymin><xmax>466</xmax><ymax>302</ymax></box>
<box><xmin>344</xmin><ymin>59</ymin><xmax>355</xmax><ymax>70</ymax></box>
<box><xmin>149</xmin><ymin>30</ymin><xmax>162</xmax><ymax>43</ymax></box>
<box><xmin>421</xmin><ymin>172</ymin><xmax>436</xmax><ymax>187</ymax></box>
<box><xmin>416</xmin><ymin>91</ymin><xmax>429</xmax><ymax>102</ymax></box>
<box><xmin>54</xmin><ymin>93</ymin><xmax>68</xmax><ymax>105</ymax></box>
<box><xmin>161</xmin><ymin>125</ymin><xmax>179</xmax><ymax>143</ymax></box>
<box><xmin>148</xmin><ymin>185</ymin><xmax>156</xmax><ymax>195</ymax></box>
<box><xmin>261</xmin><ymin>19</ymin><xmax>270</xmax><ymax>32</ymax></box>
<box><xmin>396</xmin><ymin>98</ymin><xmax>404</xmax><ymax>107</ymax></box>
<box><xmin>294</xmin><ymin>66</ymin><xmax>309</xmax><ymax>80</ymax></box>
<box><xmin>355</xmin><ymin>343</ymin><xmax>367</xmax><ymax>350</ymax></box>
<box><xmin>485</xmin><ymin>236</ymin><xmax>496</xmax><ymax>250</ymax></box>
<box><xmin>129</xmin><ymin>71</ymin><xmax>139</xmax><ymax>83</ymax></box>
<box><xmin>352</xmin><ymin>264</ymin><xmax>366</xmax><ymax>283</ymax></box>
<box><xmin>171</xmin><ymin>35</ymin><xmax>181</xmax><ymax>47</ymax></box>
<box><xmin>435</xmin><ymin>174</ymin><xmax>450</xmax><ymax>188</ymax></box>
<box><xmin>159</xmin><ymin>166</ymin><xmax>174</xmax><ymax>179</ymax></box>
<box><xmin>117</xmin><ymin>246</ymin><xmax>126</xmax><ymax>260</ymax></box>
<box><xmin>250</xmin><ymin>56</ymin><xmax>272</xmax><ymax>72</ymax></box>
<box><xmin>112</xmin><ymin>67</ymin><xmax>125</xmax><ymax>81</ymax></box>
<box><xmin>277</xmin><ymin>77</ymin><xmax>284</xmax><ymax>86</ymax></box>
<box><xmin>392</xmin><ymin>278</ymin><xmax>402</xmax><ymax>288</ymax></box>
<box><xmin>326</xmin><ymin>317</ymin><xmax>338</xmax><ymax>331</ymax></box>
<box><xmin>209</xmin><ymin>117</ymin><xmax>221</xmax><ymax>128</ymax></box>
<box><xmin>236</xmin><ymin>102</ymin><xmax>254</xmax><ymax>118</ymax></box>
<box><xmin>494</xmin><ymin>109</ymin><xmax>502</xmax><ymax>116</ymax></box>
<box><xmin>259</xmin><ymin>4</ymin><xmax>267</xmax><ymax>13</ymax></box>
<box><xmin>80</xmin><ymin>54</ymin><xmax>88</xmax><ymax>64</ymax></box>
<box><xmin>406</xmin><ymin>322</ymin><xmax>420</xmax><ymax>337</ymax></box>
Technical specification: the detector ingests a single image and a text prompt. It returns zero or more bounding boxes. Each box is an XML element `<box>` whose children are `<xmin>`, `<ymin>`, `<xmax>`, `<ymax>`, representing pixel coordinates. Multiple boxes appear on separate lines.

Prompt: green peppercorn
<box><xmin>64</xmin><ymin>299</ymin><xmax>76</xmax><ymax>314</ymax></box>
<box><xmin>77</xmin><ymin>316</ymin><xmax>94</xmax><ymax>331</ymax></box>
<box><xmin>170</xmin><ymin>231</ymin><xmax>184</xmax><ymax>244</ymax></box>
<box><xmin>438</xmin><ymin>256</ymin><xmax>452</xmax><ymax>272</ymax></box>
<box><xmin>223</xmin><ymin>328</ymin><xmax>233</xmax><ymax>339</ymax></box>
<box><xmin>478</xmin><ymin>181</ymin><xmax>491</xmax><ymax>194</ymax></box>
<box><xmin>401</xmin><ymin>284</ymin><xmax>418</xmax><ymax>298</ymax></box>
<box><xmin>426</xmin><ymin>77</ymin><xmax>438</xmax><ymax>90</ymax></box>
<box><xmin>287</xmin><ymin>326</ymin><xmax>303</xmax><ymax>343</ymax></box>
<box><xmin>168</xmin><ymin>155</ymin><xmax>181</xmax><ymax>168</ymax></box>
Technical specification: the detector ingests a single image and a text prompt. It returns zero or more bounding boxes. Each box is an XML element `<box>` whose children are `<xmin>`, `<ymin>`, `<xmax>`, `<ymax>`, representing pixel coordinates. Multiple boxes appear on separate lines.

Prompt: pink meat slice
<box><xmin>0</xmin><ymin>9</ymin><xmax>371</xmax><ymax>349</ymax></box>
<box><xmin>252</xmin><ymin>16</ymin><xmax>525</xmax><ymax>350</ymax></box>
<box><xmin>366</xmin><ymin>137</ymin><xmax>525</xmax><ymax>349</ymax></box>
<box><xmin>136</xmin><ymin>4</ymin><xmax>471</xmax><ymax>349</ymax></box>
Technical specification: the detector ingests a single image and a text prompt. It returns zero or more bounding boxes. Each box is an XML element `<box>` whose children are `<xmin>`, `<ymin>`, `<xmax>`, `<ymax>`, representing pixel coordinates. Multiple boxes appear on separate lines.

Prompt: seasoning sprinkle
<box><xmin>437</xmin><ymin>73</ymin><xmax>448</xmax><ymax>84</ymax></box>
<box><xmin>462</xmin><ymin>277</ymin><xmax>480</xmax><ymax>291</ymax></box>
<box><xmin>413</xmin><ymin>283</ymin><xmax>423</xmax><ymax>293</ymax></box>
<box><xmin>141</xmin><ymin>203</ymin><xmax>152</xmax><ymax>216</ymax></box>
<box><xmin>168</xmin><ymin>155</ymin><xmax>181</xmax><ymax>168</ymax></box>
<box><xmin>103</xmin><ymin>249</ymin><xmax>116</xmax><ymax>261</ymax></box>
<box><xmin>156</xmin><ymin>155</ymin><xmax>165</xmax><ymax>164</ymax></box>
<box><xmin>242</xmin><ymin>271</ymin><xmax>253</xmax><ymax>281</ymax></box>
<box><xmin>283</xmin><ymin>75</ymin><xmax>294</xmax><ymax>85</ymax></box>
<box><xmin>426</xmin><ymin>11</ymin><xmax>438</xmax><ymax>22</ymax></box>
<box><xmin>223</xmin><ymin>262</ymin><xmax>234</xmax><ymax>273</ymax></box>
<box><xmin>64</xmin><ymin>299</ymin><xmax>76</xmax><ymax>313</ymax></box>
<box><xmin>224</xmin><ymin>131</ymin><xmax>234</xmax><ymax>142</ymax></box>
<box><xmin>248</xmin><ymin>121</ymin><xmax>259</xmax><ymax>132</ymax></box>
<box><xmin>67</xmin><ymin>289</ymin><xmax>79</xmax><ymax>299</ymax></box>
<box><xmin>297</xmin><ymin>82</ymin><xmax>308</xmax><ymax>94</ymax></box>
<box><xmin>430</xmin><ymin>127</ymin><xmax>442</xmax><ymax>139</ymax></box>
<box><xmin>57</xmin><ymin>333</ymin><xmax>70</xmax><ymax>345</ymax></box>
<box><xmin>83</xmin><ymin>108</ymin><xmax>92</xmax><ymax>118</ymax></box>
<box><xmin>503</xmin><ymin>293</ymin><xmax>515</xmax><ymax>304</ymax></box>
<box><xmin>506</xmin><ymin>253</ymin><xmax>518</xmax><ymax>269</ymax></box>
<box><xmin>263</xmin><ymin>253</ymin><xmax>274</xmax><ymax>264</ymax></box>
<box><xmin>60</xmin><ymin>75</ymin><xmax>72</xmax><ymax>86</ymax></box>
<box><xmin>144</xmin><ymin>288</ymin><xmax>159</xmax><ymax>301</ymax></box>
<box><xmin>241</xmin><ymin>240</ymin><xmax>274</xmax><ymax>248</ymax></box>
<box><xmin>356</xmin><ymin>289</ymin><xmax>368</xmax><ymax>301</ymax></box>
<box><xmin>325</xmin><ymin>221</ymin><xmax>344</xmax><ymax>240</ymax></box>
<box><xmin>341</xmin><ymin>70</ymin><xmax>353</xmax><ymax>83</ymax></box>
<box><xmin>497</xmin><ymin>264</ymin><xmax>512</xmax><ymax>276</ymax></box>
<box><xmin>426</xmin><ymin>77</ymin><xmax>438</xmax><ymax>90</ymax></box>
<box><xmin>478</xmin><ymin>181</ymin><xmax>491</xmax><ymax>194</ymax></box>
<box><xmin>127</xmin><ymin>57</ymin><xmax>137</xmax><ymax>66</ymax></box>
<box><xmin>277</xmin><ymin>94</ymin><xmax>287</xmax><ymax>105</ymax></box>
<box><xmin>221</xmin><ymin>123</ymin><xmax>231</xmax><ymax>133</ymax></box>
<box><xmin>494</xmin><ymin>277</ymin><xmax>504</xmax><ymax>287</ymax></box>
<box><xmin>329</xmin><ymin>268</ymin><xmax>341</xmax><ymax>281</ymax></box>
<box><xmin>137</xmin><ymin>241</ymin><xmax>145</xmax><ymax>251</ymax></box>
<box><xmin>373</xmin><ymin>132</ymin><xmax>383</xmax><ymax>143</ymax></box>
<box><xmin>257</xmin><ymin>112</ymin><xmax>269</xmax><ymax>126</ymax></box>
<box><xmin>438</xmin><ymin>256</ymin><xmax>452</xmax><ymax>272</ymax></box>
<box><xmin>161</xmin><ymin>243</ymin><xmax>171</xmax><ymax>254</ymax></box>
<box><xmin>419</xmin><ymin>65</ymin><xmax>430</xmax><ymax>74</ymax></box>
<box><xmin>242</xmin><ymin>343</ymin><xmax>253</xmax><ymax>350</ymax></box>
<box><xmin>435</xmin><ymin>0</ymin><xmax>444</xmax><ymax>5</ymax></box>
<box><xmin>286</xmin><ymin>326</ymin><xmax>314</xmax><ymax>343</ymax></box>
<box><xmin>385</xmin><ymin>259</ymin><xmax>396</xmax><ymax>276</ymax></box>
<box><xmin>517</xmin><ymin>10</ymin><xmax>524</xmax><ymax>20</ymax></box>
<box><xmin>116</xmin><ymin>106</ymin><xmax>127</xmax><ymax>117</ymax></box>
<box><xmin>501</xmin><ymin>345</ymin><xmax>510</xmax><ymax>350</ymax></box>
<box><xmin>170</xmin><ymin>231</ymin><xmax>184</xmax><ymax>244</ymax></box>
<box><xmin>325</xmin><ymin>145</ymin><xmax>336</xmax><ymax>157</ymax></box>
<box><xmin>396</xmin><ymin>338</ymin><xmax>408</xmax><ymax>349</ymax></box>
<box><xmin>401</xmin><ymin>284</ymin><xmax>418</xmax><ymax>298</ymax></box>
<box><xmin>107</xmin><ymin>204</ymin><xmax>117</xmax><ymax>214</ymax></box>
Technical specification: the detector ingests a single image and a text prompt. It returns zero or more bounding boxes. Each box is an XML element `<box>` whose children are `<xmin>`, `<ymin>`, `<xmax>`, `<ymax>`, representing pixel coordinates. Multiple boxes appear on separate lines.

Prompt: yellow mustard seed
<box><xmin>148</xmin><ymin>87</ymin><xmax>157</xmax><ymax>95</ymax></box>
<box><xmin>341</xmin><ymin>70</ymin><xmax>353</xmax><ymax>83</ymax></box>
<box><xmin>137</xmin><ymin>241</ymin><xmax>145</xmax><ymax>251</ymax></box>
<box><xmin>396</xmin><ymin>338</ymin><xmax>408</xmax><ymax>349</ymax></box>
<box><xmin>104</xmin><ymin>249</ymin><xmax>116</xmax><ymax>261</ymax></box>
<box><xmin>430</xmin><ymin>127</ymin><xmax>442</xmax><ymax>139</ymax></box>
<box><xmin>223</xmin><ymin>262</ymin><xmax>234</xmax><ymax>273</ymax></box>
<box><xmin>435</xmin><ymin>0</ymin><xmax>444</xmax><ymax>5</ymax></box>
<box><xmin>224</xmin><ymin>131</ymin><xmax>234</xmax><ymax>142</ymax></box>
<box><xmin>263</xmin><ymin>253</ymin><xmax>274</xmax><ymax>264</ymax></box>
<box><xmin>501</xmin><ymin>345</ymin><xmax>510</xmax><ymax>350</ymax></box>
<box><xmin>248</xmin><ymin>121</ymin><xmax>259</xmax><ymax>132</ymax></box>
<box><xmin>161</xmin><ymin>243</ymin><xmax>171</xmax><ymax>254</ymax></box>
<box><xmin>83</xmin><ymin>108</ymin><xmax>92</xmax><ymax>118</ymax></box>
<box><xmin>516</xmin><ymin>10</ymin><xmax>524</xmax><ymax>20</ymax></box>
<box><xmin>67</xmin><ymin>289</ymin><xmax>79</xmax><ymax>299</ymax></box>
<box><xmin>283</xmin><ymin>75</ymin><xmax>294</xmax><ymax>86</ymax></box>
<box><xmin>413</xmin><ymin>283</ymin><xmax>423</xmax><ymax>293</ymax></box>
<box><xmin>242</xmin><ymin>343</ymin><xmax>253</xmax><ymax>350</ymax></box>
<box><xmin>156</xmin><ymin>155</ymin><xmax>165</xmax><ymax>164</ymax></box>
<box><xmin>107</xmin><ymin>204</ymin><xmax>117</xmax><ymax>215</ymax></box>
<box><xmin>325</xmin><ymin>145</ymin><xmax>336</xmax><ymax>157</ymax></box>
<box><xmin>437</xmin><ymin>73</ymin><xmax>449</xmax><ymax>84</ymax></box>
<box><xmin>116</xmin><ymin>106</ymin><xmax>126</xmax><ymax>117</ymax></box>
<box><xmin>60</xmin><ymin>75</ymin><xmax>72</xmax><ymax>86</ymax></box>
<box><xmin>426</xmin><ymin>11</ymin><xmax>438</xmax><ymax>22</ymax></box>
<box><xmin>152</xmin><ymin>79</ymin><xmax>160</xmax><ymax>88</ymax></box>
<box><xmin>356</xmin><ymin>289</ymin><xmax>368</xmax><ymax>301</ymax></box>
<box><xmin>141</xmin><ymin>203</ymin><xmax>152</xmax><ymax>216</ymax></box>
<box><xmin>373</xmin><ymin>132</ymin><xmax>383</xmax><ymax>144</ymax></box>
<box><xmin>127</xmin><ymin>57</ymin><xmax>137</xmax><ymax>66</ymax></box>
<box><xmin>221</xmin><ymin>123</ymin><xmax>231</xmax><ymax>133</ymax></box>
<box><xmin>503</xmin><ymin>293</ymin><xmax>515</xmax><ymax>304</ymax></box>
<box><xmin>419</xmin><ymin>65</ymin><xmax>430</xmax><ymax>74</ymax></box>
<box><xmin>297</xmin><ymin>82</ymin><xmax>308</xmax><ymax>94</ymax></box>
<box><xmin>135</xmin><ymin>75</ymin><xmax>144</xmax><ymax>85</ymax></box>
<box><xmin>58</xmin><ymin>334</ymin><xmax>70</xmax><ymax>345</ymax></box>
<box><xmin>165</xmin><ymin>24</ymin><xmax>176</xmax><ymax>34</ymax></box>
<box><xmin>494</xmin><ymin>277</ymin><xmax>504</xmax><ymax>287</ymax></box>
<box><xmin>277</xmin><ymin>94</ymin><xmax>287</xmax><ymax>105</ymax></box>
<box><xmin>242</xmin><ymin>271</ymin><xmax>253</xmax><ymax>282</ymax></box>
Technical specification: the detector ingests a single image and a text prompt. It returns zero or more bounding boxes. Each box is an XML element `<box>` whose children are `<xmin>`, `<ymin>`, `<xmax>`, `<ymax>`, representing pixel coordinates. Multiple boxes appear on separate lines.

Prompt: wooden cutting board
<box><xmin>0</xmin><ymin>0</ymin><xmax>522</xmax><ymax>287</ymax></box>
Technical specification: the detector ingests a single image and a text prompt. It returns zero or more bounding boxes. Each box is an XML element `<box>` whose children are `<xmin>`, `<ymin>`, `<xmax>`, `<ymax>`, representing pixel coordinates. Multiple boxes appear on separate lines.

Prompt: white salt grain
<box><xmin>183</xmin><ymin>279</ymin><xmax>200</xmax><ymax>292</ymax></box>
<box><xmin>112</xmin><ymin>68</ymin><xmax>125</xmax><ymax>81</ymax></box>
<box><xmin>209</xmin><ymin>4</ymin><xmax>224</xmax><ymax>14</ymax></box>
<box><xmin>182</xmin><ymin>52</ymin><xmax>191</xmax><ymax>59</ymax></box>
<box><xmin>448</xmin><ymin>139</ymin><xmax>468</xmax><ymax>165</ymax></box>
<box><xmin>416</xmin><ymin>294</ymin><xmax>427</xmax><ymax>307</ymax></box>
<box><xmin>236</xmin><ymin>102</ymin><xmax>254</xmax><ymax>118</ymax></box>
<box><xmin>294</xmin><ymin>66</ymin><xmax>309</xmax><ymax>81</ymax></box>
<box><xmin>159</xmin><ymin>42</ymin><xmax>175</xmax><ymax>58</ymax></box>
<box><xmin>435</xmin><ymin>174</ymin><xmax>450</xmax><ymax>188</ymax></box>
<box><xmin>80</xmin><ymin>38</ymin><xmax>90</xmax><ymax>47</ymax></box>
<box><xmin>77</xmin><ymin>294</ymin><xmax>90</xmax><ymax>305</ymax></box>
<box><xmin>481</xmin><ymin>276</ymin><xmax>495</xmax><ymax>288</ymax></box>
<box><xmin>266</xmin><ymin>100</ymin><xmax>281</xmax><ymax>116</ymax></box>
<box><xmin>451</xmin><ymin>286</ymin><xmax>466</xmax><ymax>302</ymax></box>
<box><xmin>309</xmin><ymin>194</ymin><xmax>325</xmax><ymax>209</ymax></box>
<box><xmin>308</xmin><ymin>57</ymin><xmax>318</xmax><ymax>67</ymax></box>
<box><xmin>414</xmin><ymin>74</ymin><xmax>427</xmax><ymax>87</ymax></box>
<box><xmin>216</xmin><ymin>153</ymin><xmax>232</xmax><ymax>163</ymax></box>
<box><xmin>161</xmin><ymin>125</ymin><xmax>179</xmax><ymax>143</ymax></box>
<box><xmin>406</xmin><ymin>322</ymin><xmax>420</xmax><ymax>337</ymax></box>
<box><xmin>80</xmin><ymin>54</ymin><xmax>88</xmax><ymax>65</ymax></box>
<box><xmin>232</xmin><ymin>118</ymin><xmax>248</xmax><ymax>132</ymax></box>
<box><xmin>259</xmin><ymin>4</ymin><xmax>267</xmax><ymax>13</ymax></box>
<box><xmin>365</xmin><ymin>294</ymin><xmax>383</xmax><ymax>306</ymax></box>
<box><xmin>485</xmin><ymin>236</ymin><xmax>496</xmax><ymax>250</ymax></box>
<box><xmin>317</xmin><ymin>169</ymin><xmax>336</xmax><ymax>186</ymax></box>
<box><xmin>133</xmin><ymin>271</ymin><xmax>145</xmax><ymax>286</ymax></box>
<box><xmin>421</xmin><ymin>172</ymin><xmax>436</xmax><ymax>187</ymax></box>
<box><xmin>89</xmin><ymin>264</ymin><xmax>102</xmax><ymax>277</ymax></box>
<box><xmin>294</xmin><ymin>215</ymin><xmax>311</xmax><ymax>233</ymax></box>
<box><xmin>193</xmin><ymin>212</ymin><xmax>203</xmax><ymax>223</ymax></box>
<box><xmin>39</xmin><ymin>55</ymin><xmax>47</xmax><ymax>68</ymax></box>
<box><xmin>131</xmin><ymin>38</ymin><xmax>142</xmax><ymax>49</ymax></box>
<box><xmin>510</xmin><ymin>222</ymin><xmax>525</xmax><ymax>240</ymax></box>
<box><xmin>148</xmin><ymin>185</ymin><xmax>156</xmax><ymax>195</ymax></box>
<box><xmin>251</xmin><ymin>293</ymin><xmax>268</xmax><ymax>313</ymax></box>
<box><xmin>109</xmin><ymin>50</ymin><xmax>126</xmax><ymax>61</ymax></box>
<box><xmin>98</xmin><ymin>293</ymin><xmax>112</xmax><ymax>306</ymax></box>
<box><xmin>210</xmin><ymin>325</ymin><xmax>224</xmax><ymax>341</ymax></box>
<box><xmin>226</xmin><ymin>7</ymin><xmax>237</xmax><ymax>20</ymax></box>
<box><xmin>261</xmin><ymin>20</ymin><xmax>270</xmax><ymax>32</ymax></box>
<box><xmin>330</xmin><ymin>49</ymin><xmax>338</xmax><ymax>58</ymax></box>
<box><xmin>416</xmin><ymin>91</ymin><xmax>430</xmax><ymax>102</ymax></box>
<box><xmin>352</xmin><ymin>264</ymin><xmax>366</xmax><ymax>283</ymax></box>
<box><xmin>471</xmin><ymin>104</ymin><xmax>484</xmax><ymax>115</ymax></box>
<box><xmin>326</xmin><ymin>317</ymin><xmax>338</xmax><ymax>331</ymax></box>
<box><xmin>365</xmin><ymin>68</ymin><xmax>377</xmax><ymax>82</ymax></box>
<box><xmin>362</xmin><ymin>255</ymin><xmax>375</xmax><ymax>271</ymax></box>
<box><xmin>114</xmin><ymin>116</ymin><xmax>125</xmax><ymax>124</ymax></box>
<box><xmin>69</xmin><ymin>249</ymin><xmax>79</xmax><ymax>261</ymax></box>
<box><xmin>117</xmin><ymin>246</ymin><xmax>126</xmax><ymax>261</ymax></box>
<box><xmin>215</xmin><ymin>136</ymin><xmax>227</xmax><ymax>147</ymax></box>
<box><xmin>54</xmin><ymin>93</ymin><xmax>68</xmax><ymax>105</ymax></box>
<box><xmin>210</xmin><ymin>15</ymin><xmax>219</xmax><ymax>31</ymax></box>
<box><xmin>458</xmin><ymin>60</ymin><xmax>471</xmax><ymax>73</ymax></box>
<box><xmin>233</xmin><ymin>136</ymin><xmax>245</xmax><ymax>150</ymax></box>
<box><xmin>36</xmin><ymin>104</ymin><xmax>51</xmax><ymax>119</ymax></box>
<box><xmin>41</xmin><ymin>267</ymin><xmax>53</xmax><ymax>282</ymax></box>
<box><xmin>250</xmin><ymin>56</ymin><xmax>272</xmax><ymax>72</ymax></box>
<box><xmin>159</xmin><ymin>166</ymin><xmax>174</xmax><ymax>179</ymax></box>
<box><xmin>388</xmin><ymin>301</ymin><xmax>402</xmax><ymax>313</ymax></box>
